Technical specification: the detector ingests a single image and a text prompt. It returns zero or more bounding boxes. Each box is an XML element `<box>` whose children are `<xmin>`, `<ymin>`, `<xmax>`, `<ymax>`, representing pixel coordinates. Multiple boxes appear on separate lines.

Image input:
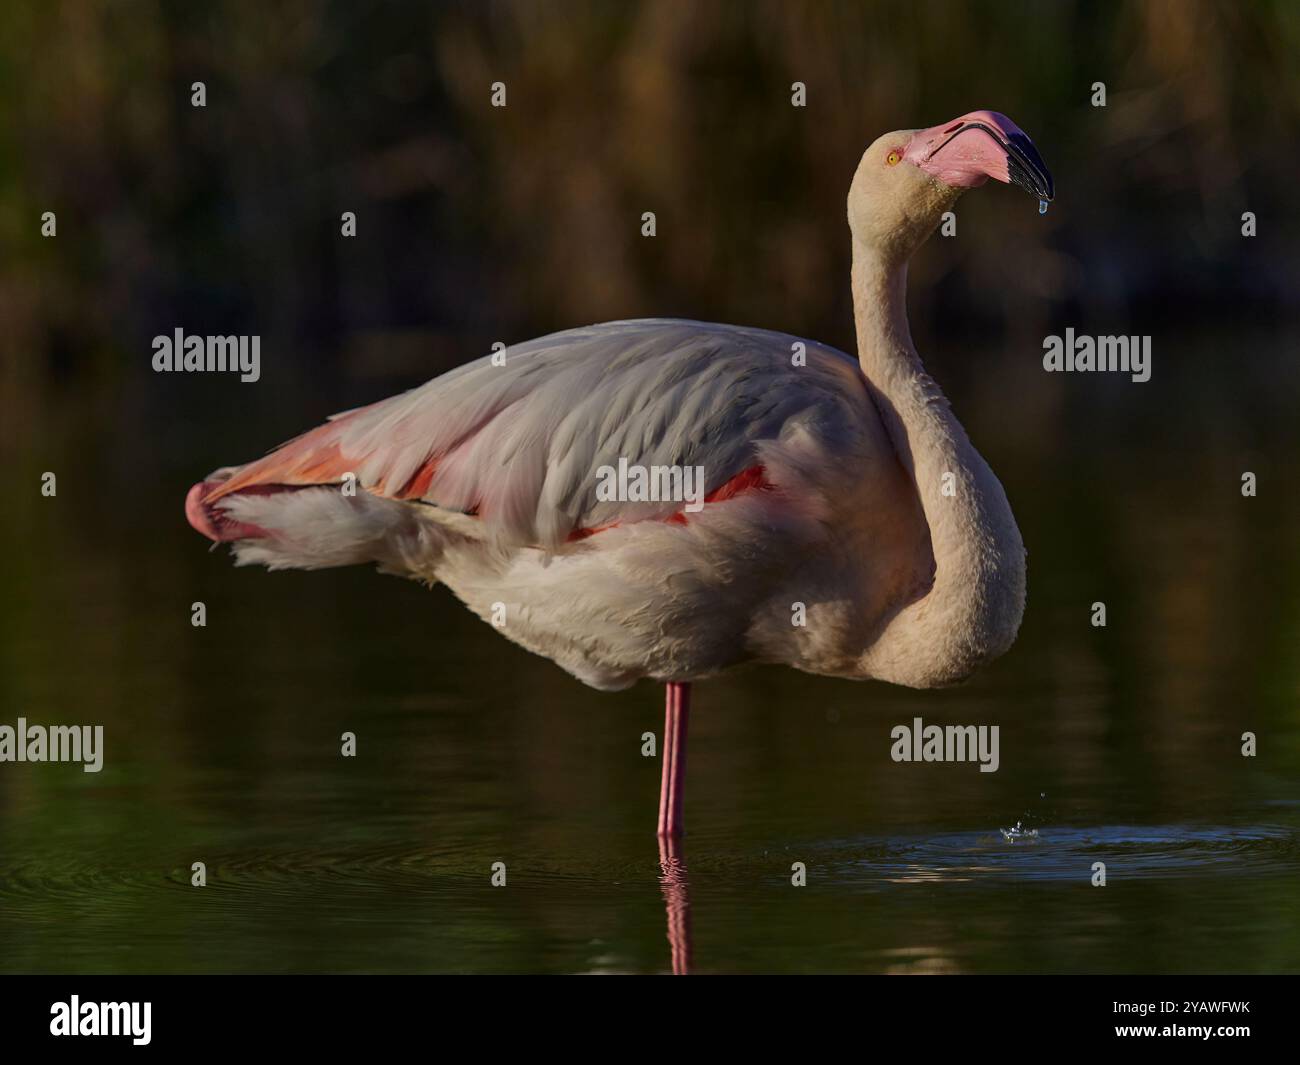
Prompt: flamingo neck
<box><xmin>850</xmin><ymin>241</ymin><xmax>1026</xmax><ymax>687</ymax></box>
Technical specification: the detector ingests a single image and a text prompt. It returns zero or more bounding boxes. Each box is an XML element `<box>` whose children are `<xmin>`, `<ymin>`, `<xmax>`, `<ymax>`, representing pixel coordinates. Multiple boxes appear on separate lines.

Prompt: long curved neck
<box><xmin>851</xmin><ymin>239</ymin><xmax>1026</xmax><ymax>687</ymax></box>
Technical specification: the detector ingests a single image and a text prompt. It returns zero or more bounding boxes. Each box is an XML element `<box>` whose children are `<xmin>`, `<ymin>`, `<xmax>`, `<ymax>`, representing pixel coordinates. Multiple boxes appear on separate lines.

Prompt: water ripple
<box><xmin>815</xmin><ymin>823</ymin><xmax>1300</xmax><ymax>885</ymax></box>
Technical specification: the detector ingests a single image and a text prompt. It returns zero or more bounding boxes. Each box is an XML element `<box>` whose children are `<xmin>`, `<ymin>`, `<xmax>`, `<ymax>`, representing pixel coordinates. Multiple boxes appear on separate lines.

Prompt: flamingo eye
<box><xmin>886</xmin><ymin>150</ymin><xmax>902</xmax><ymax>166</ymax></box>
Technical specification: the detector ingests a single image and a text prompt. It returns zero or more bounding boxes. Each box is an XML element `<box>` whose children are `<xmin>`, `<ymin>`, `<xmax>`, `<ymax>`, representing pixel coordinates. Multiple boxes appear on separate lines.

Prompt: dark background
<box><xmin>1</xmin><ymin>0</ymin><xmax>1298</xmax><ymax>974</ymax></box>
<box><xmin>4</xmin><ymin>2</ymin><xmax>1298</xmax><ymax>412</ymax></box>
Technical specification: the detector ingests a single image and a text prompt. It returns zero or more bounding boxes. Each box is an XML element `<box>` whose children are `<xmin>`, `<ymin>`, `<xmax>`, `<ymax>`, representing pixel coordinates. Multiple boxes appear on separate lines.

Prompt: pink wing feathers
<box><xmin>189</xmin><ymin>318</ymin><xmax>877</xmax><ymax>553</ymax></box>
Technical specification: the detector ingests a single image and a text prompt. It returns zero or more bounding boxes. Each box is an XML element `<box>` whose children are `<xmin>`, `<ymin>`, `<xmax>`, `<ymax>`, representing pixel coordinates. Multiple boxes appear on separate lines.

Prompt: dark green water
<box><xmin>2</xmin><ymin>328</ymin><xmax>1298</xmax><ymax>973</ymax></box>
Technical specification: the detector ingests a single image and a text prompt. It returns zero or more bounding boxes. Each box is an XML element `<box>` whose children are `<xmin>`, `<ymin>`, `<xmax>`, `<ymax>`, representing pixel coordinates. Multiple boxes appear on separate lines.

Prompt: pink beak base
<box><xmin>904</xmin><ymin>109</ymin><xmax>1050</xmax><ymax>197</ymax></box>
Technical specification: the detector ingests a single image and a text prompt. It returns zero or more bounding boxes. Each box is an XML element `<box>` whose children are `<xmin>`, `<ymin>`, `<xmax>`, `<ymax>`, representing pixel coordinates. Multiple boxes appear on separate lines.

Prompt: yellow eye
<box><xmin>886</xmin><ymin>151</ymin><xmax>902</xmax><ymax>166</ymax></box>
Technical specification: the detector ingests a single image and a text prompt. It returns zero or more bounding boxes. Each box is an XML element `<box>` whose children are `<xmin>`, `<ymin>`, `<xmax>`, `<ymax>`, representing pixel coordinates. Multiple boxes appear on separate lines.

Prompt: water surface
<box><xmin>2</xmin><ymin>327</ymin><xmax>1298</xmax><ymax>973</ymax></box>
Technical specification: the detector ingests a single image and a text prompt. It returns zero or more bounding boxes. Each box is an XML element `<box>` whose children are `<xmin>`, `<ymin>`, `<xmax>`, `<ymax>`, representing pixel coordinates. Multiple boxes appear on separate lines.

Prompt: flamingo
<box><xmin>186</xmin><ymin>109</ymin><xmax>1051</xmax><ymax>840</ymax></box>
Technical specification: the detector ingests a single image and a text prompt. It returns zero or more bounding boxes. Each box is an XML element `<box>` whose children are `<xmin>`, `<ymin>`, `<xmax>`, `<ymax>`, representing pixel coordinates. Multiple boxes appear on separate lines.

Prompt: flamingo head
<box><xmin>848</xmin><ymin>110</ymin><xmax>1053</xmax><ymax>257</ymax></box>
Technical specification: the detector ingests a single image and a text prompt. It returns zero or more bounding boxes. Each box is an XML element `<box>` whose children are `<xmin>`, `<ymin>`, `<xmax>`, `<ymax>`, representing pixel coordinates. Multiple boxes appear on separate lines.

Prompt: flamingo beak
<box><xmin>904</xmin><ymin>110</ymin><xmax>1054</xmax><ymax>202</ymax></box>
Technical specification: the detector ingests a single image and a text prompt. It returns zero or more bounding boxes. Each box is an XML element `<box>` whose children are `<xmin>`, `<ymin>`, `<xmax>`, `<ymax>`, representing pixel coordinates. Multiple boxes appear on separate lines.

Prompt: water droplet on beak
<box><xmin>1038</xmin><ymin>199</ymin><xmax>1048</xmax><ymax>215</ymax></box>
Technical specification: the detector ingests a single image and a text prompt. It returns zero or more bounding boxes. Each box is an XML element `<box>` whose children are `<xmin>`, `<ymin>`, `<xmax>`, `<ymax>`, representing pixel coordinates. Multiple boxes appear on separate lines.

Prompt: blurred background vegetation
<box><xmin>1</xmin><ymin>1</ymin><xmax>1298</xmax><ymax>972</ymax></box>
<box><xmin>2</xmin><ymin>0</ymin><xmax>1299</xmax><ymax>445</ymax></box>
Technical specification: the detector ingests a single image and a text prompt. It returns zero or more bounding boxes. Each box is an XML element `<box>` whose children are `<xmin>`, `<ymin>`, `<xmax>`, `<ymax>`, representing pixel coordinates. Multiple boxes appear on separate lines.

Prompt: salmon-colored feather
<box><xmin>203</xmin><ymin>420</ymin><xmax>361</xmax><ymax>502</ymax></box>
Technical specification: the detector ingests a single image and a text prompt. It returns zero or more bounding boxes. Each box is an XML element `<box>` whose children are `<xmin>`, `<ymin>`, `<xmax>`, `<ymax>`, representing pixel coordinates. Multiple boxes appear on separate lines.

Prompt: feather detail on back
<box><xmin>198</xmin><ymin>318</ymin><xmax>880</xmax><ymax>551</ymax></box>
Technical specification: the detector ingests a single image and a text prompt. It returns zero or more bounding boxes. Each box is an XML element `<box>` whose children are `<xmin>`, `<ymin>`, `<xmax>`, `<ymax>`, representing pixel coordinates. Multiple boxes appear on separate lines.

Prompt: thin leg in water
<box><xmin>656</xmin><ymin>681</ymin><xmax>691</xmax><ymax>838</ymax></box>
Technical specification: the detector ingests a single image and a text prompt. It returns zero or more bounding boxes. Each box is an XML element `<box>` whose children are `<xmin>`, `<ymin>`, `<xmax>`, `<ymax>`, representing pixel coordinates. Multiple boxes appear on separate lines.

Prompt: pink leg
<box><xmin>657</xmin><ymin>681</ymin><xmax>691</xmax><ymax>838</ymax></box>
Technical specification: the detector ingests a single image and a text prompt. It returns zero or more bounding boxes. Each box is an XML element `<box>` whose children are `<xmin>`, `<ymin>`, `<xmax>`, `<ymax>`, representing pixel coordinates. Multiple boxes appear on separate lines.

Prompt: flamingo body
<box><xmin>191</xmin><ymin>319</ymin><xmax>934</xmax><ymax>690</ymax></box>
<box><xmin>188</xmin><ymin>109</ymin><xmax>1054</xmax><ymax>835</ymax></box>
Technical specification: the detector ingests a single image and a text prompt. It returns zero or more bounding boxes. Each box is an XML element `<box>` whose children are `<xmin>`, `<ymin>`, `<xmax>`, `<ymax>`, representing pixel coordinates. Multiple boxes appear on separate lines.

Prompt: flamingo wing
<box><xmin>195</xmin><ymin>318</ymin><xmax>879</xmax><ymax>552</ymax></box>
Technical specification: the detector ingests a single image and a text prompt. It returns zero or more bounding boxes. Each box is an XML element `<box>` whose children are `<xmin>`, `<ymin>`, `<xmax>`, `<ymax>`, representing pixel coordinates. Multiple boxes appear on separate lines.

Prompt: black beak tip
<box><xmin>1007</xmin><ymin>130</ymin><xmax>1054</xmax><ymax>201</ymax></box>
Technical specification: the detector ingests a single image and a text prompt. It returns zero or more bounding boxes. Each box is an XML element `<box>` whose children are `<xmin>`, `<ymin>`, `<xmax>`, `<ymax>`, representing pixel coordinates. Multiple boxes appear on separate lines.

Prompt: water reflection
<box><xmin>658</xmin><ymin>835</ymin><xmax>692</xmax><ymax>975</ymax></box>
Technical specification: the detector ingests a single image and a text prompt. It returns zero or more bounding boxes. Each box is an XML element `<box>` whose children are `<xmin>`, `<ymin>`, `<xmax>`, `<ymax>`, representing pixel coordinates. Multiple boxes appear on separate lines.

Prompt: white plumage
<box><xmin>209</xmin><ymin>318</ymin><xmax>938</xmax><ymax>690</ymax></box>
<box><xmin>190</xmin><ymin>111</ymin><xmax>1043</xmax><ymax>717</ymax></box>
